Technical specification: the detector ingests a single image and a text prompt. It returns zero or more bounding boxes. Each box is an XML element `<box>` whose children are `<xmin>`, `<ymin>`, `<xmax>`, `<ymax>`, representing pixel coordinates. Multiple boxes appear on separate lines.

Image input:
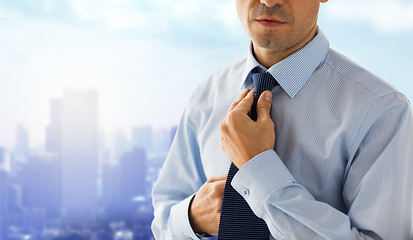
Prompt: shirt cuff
<box><xmin>169</xmin><ymin>193</ymin><xmax>201</xmax><ymax>240</ymax></box>
<box><xmin>231</xmin><ymin>150</ymin><xmax>296</xmax><ymax>217</ymax></box>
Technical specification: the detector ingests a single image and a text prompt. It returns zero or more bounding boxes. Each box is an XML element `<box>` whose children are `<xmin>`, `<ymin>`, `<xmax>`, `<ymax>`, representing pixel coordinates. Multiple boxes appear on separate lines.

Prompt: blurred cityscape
<box><xmin>0</xmin><ymin>88</ymin><xmax>177</xmax><ymax>240</ymax></box>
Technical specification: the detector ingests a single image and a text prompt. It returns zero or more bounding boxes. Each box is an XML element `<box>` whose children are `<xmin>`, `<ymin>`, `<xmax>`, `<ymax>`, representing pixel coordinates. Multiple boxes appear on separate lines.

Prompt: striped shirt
<box><xmin>151</xmin><ymin>29</ymin><xmax>413</xmax><ymax>240</ymax></box>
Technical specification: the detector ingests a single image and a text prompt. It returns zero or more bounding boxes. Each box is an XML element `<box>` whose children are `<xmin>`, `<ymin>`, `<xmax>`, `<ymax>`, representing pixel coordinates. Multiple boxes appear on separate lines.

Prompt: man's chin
<box><xmin>252</xmin><ymin>37</ymin><xmax>288</xmax><ymax>51</ymax></box>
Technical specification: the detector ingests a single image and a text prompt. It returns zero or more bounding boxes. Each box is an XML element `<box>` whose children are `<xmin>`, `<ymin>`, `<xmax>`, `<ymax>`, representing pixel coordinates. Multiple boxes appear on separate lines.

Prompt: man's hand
<box><xmin>220</xmin><ymin>88</ymin><xmax>275</xmax><ymax>169</ymax></box>
<box><xmin>189</xmin><ymin>174</ymin><xmax>227</xmax><ymax>235</ymax></box>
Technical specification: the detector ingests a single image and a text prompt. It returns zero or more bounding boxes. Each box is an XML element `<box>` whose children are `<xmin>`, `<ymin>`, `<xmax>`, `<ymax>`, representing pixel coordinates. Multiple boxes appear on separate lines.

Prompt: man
<box><xmin>152</xmin><ymin>0</ymin><xmax>413</xmax><ymax>239</ymax></box>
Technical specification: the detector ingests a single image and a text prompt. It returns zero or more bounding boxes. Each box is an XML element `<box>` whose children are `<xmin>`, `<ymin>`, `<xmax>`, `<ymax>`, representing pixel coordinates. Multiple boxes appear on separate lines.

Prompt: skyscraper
<box><xmin>101</xmin><ymin>147</ymin><xmax>147</xmax><ymax>220</ymax></box>
<box><xmin>0</xmin><ymin>147</ymin><xmax>5</xmax><ymax>165</ymax></box>
<box><xmin>22</xmin><ymin>153</ymin><xmax>61</xmax><ymax>218</ymax></box>
<box><xmin>11</xmin><ymin>125</ymin><xmax>29</xmax><ymax>177</ymax></box>
<box><xmin>14</xmin><ymin>124</ymin><xmax>29</xmax><ymax>157</ymax></box>
<box><xmin>60</xmin><ymin>89</ymin><xmax>98</xmax><ymax>223</ymax></box>
<box><xmin>101</xmin><ymin>161</ymin><xmax>121</xmax><ymax>219</ymax></box>
<box><xmin>119</xmin><ymin>147</ymin><xmax>147</xmax><ymax>218</ymax></box>
<box><xmin>46</xmin><ymin>99</ymin><xmax>62</xmax><ymax>154</ymax></box>
<box><xmin>113</xmin><ymin>130</ymin><xmax>130</xmax><ymax>164</ymax></box>
<box><xmin>119</xmin><ymin>147</ymin><xmax>146</xmax><ymax>201</ymax></box>
<box><xmin>0</xmin><ymin>169</ymin><xmax>9</xmax><ymax>237</ymax></box>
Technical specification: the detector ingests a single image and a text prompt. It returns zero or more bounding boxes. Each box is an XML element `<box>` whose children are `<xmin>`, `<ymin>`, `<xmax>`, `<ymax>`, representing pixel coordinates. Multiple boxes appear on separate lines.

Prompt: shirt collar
<box><xmin>241</xmin><ymin>27</ymin><xmax>330</xmax><ymax>98</ymax></box>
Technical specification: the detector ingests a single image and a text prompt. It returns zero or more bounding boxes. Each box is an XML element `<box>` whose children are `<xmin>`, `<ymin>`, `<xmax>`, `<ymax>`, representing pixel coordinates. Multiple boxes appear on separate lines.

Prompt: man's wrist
<box><xmin>188</xmin><ymin>194</ymin><xmax>200</xmax><ymax>233</ymax></box>
<box><xmin>189</xmin><ymin>193</ymin><xmax>207</xmax><ymax>235</ymax></box>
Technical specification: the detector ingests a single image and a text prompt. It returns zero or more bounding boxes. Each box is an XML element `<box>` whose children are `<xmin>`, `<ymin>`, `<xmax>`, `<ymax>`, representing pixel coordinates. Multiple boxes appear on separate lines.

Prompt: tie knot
<box><xmin>252</xmin><ymin>72</ymin><xmax>277</xmax><ymax>96</ymax></box>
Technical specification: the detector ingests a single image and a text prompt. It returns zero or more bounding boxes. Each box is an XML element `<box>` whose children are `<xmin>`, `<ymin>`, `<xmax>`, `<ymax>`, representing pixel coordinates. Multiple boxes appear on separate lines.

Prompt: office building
<box><xmin>60</xmin><ymin>89</ymin><xmax>99</xmax><ymax>223</ymax></box>
<box><xmin>113</xmin><ymin>130</ymin><xmax>130</xmax><ymax>164</ymax></box>
<box><xmin>22</xmin><ymin>153</ymin><xmax>61</xmax><ymax>218</ymax></box>
<box><xmin>0</xmin><ymin>169</ymin><xmax>9</xmax><ymax>237</ymax></box>
<box><xmin>119</xmin><ymin>147</ymin><xmax>146</xmax><ymax>202</ymax></box>
<box><xmin>101</xmin><ymin>161</ymin><xmax>121</xmax><ymax>219</ymax></box>
<box><xmin>46</xmin><ymin>99</ymin><xmax>62</xmax><ymax>154</ymax></box>
<box><xmin>0</xmin><ymin>147</ymin><xmax>5</xmax><ymax>165</ymax></box>
<box><xmin>10</xmin><ymin>125</ymin><xmax>29</xmax><ymax>177</ymax></box>
<box><xmin>102</xmin><ymin>147</ymin><xmax>146</xmax><ymax>219</ymax></box>
<box><xmin>14</xmin><ymin>124</ymin><xmax>29</xmax><ymax>157</ymax></box>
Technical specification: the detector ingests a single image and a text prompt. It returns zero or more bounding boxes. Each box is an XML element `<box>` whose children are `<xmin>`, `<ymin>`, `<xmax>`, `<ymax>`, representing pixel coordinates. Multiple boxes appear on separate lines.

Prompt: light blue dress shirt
<box><xmin>151</xmin><ymin>29</ymin><xmax>413</xmax><ymax>240</ymax></box>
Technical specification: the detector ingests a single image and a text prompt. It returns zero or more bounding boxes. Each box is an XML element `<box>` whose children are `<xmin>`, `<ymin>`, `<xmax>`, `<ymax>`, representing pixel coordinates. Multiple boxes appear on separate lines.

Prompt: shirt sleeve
<box><xmin>151</xmin><ymin>101</ymin><xmax>207</xmax><ymax>240</ymax></box>
<box><xmin>231</xmin><ymin>92</ymin><xmax>413</xmax><ymax>240</ymax></box>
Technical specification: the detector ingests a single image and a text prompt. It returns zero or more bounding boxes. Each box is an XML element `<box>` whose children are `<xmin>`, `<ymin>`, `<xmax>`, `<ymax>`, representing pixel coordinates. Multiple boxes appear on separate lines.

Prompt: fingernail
<box><xmin>264</xmin><ymin>91</ymin><xmax>272</xmax><ymax>102</ymax></box>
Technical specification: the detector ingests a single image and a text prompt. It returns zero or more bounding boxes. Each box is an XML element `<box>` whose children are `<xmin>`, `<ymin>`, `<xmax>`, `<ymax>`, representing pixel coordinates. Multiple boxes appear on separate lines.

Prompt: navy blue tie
<box><xmin>218</xmin><ymin>71</ymin><xmax>278</xmax><ymax>239</ymax></box>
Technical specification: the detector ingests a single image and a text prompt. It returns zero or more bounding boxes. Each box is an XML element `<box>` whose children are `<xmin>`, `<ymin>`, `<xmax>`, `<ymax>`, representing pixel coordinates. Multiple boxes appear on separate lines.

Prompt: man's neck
<box><xmin>253</xmin><ymin>26</ymin><xmax>318</xmax><ymax>69</ymax></box>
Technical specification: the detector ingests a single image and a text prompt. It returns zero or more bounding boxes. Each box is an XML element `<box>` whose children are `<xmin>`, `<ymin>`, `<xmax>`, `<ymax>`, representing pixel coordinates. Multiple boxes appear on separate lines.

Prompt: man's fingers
<box><xmin>213</xmin><ymin>179</ymin><xmax>226</xmax><ymax>194</ymax></box>
<box><xmin>229</xmin><ymin>89</ymin><xmax>250</xmax><ymax>112</ymax></box>
<box><xmin>208</xmin><ymin>175</ymin><xmax>227</xmax><ymax>197</ymax></box>
<box><xmin>208</xmin><ymin>174</ymin><xmax>228</xmax><ymax>183</ymax></box>
<box><xmin>234</xmin><ymin>88</ymin><xmax>255</xmax><ymax>114</ymax></box>
<box><xmin>256</xmin><ymin>90</ymin><xmax>273</xmax><ymax>121</ymax></box>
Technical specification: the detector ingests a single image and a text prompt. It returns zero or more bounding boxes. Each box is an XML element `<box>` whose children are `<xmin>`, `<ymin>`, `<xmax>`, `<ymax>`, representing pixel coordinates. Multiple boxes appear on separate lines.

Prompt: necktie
<box><xmin>218</xmin><ymin>71</ymin><xmax>278</xmax><ymax>239</ymax></box>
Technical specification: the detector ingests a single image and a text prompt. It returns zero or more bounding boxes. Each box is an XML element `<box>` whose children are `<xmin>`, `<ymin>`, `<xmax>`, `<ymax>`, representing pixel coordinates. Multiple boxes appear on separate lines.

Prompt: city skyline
<box><xmin>0</xmin><ymin>85</ymin><xmax>180</xmax><ymax>151</ymax></box>
<box><xmin>0</xmin><ymin>88</ymin><xmax>171</xmax><ymax>239</ymax></box>
<box><xmin>0</xmin><ymin>88</ymin><xmax>176</xmax><ymax>170</ymax></box>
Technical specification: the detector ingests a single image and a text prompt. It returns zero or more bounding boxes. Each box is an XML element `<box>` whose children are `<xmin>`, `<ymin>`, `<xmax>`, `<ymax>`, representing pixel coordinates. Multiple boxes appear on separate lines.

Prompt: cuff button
<box><xmin>243</xmin><ymin>188</ymin><xmax>250</xmax><ymax>196</ymax></box>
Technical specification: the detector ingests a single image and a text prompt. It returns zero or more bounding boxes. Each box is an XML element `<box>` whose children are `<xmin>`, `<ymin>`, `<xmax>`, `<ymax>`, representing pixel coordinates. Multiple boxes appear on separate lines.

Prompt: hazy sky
<box><xmin>1</xmin><ymin>0</ymin><xmax>412</xmax><ymax>149</ymax></box>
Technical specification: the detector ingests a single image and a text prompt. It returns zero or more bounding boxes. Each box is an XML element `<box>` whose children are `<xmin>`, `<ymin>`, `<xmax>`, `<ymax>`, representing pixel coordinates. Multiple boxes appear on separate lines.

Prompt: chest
<box><xmin>197</xmin><ymin>87</ymin><xmax>351</xmax><ymax>209</ymax></box>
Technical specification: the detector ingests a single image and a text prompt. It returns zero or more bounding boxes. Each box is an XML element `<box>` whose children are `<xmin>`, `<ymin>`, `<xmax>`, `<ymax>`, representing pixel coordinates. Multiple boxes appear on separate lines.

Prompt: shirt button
<box><xmin>243</xmin><ymin>188</ymin><xmax>250</xmax><ymax>196</ymax></box>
